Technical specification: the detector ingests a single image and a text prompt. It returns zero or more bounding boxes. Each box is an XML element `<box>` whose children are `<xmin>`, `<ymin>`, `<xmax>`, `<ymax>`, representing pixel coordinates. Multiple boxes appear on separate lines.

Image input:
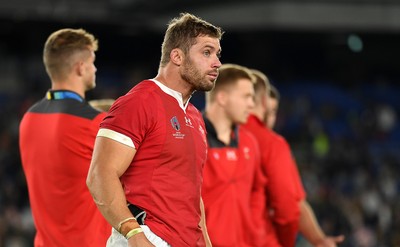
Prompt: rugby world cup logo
<box><xmin>170</xmin><ymin>116</ymin><xmax>180</xmax><ymax>131</ymax></box>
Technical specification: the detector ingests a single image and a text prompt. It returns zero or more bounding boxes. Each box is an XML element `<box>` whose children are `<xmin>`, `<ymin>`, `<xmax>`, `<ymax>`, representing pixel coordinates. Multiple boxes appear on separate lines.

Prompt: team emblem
<box><xmin>170</xmin><ymin>116</ymin><xmax>180</xmax><ymax>131</ymax></box>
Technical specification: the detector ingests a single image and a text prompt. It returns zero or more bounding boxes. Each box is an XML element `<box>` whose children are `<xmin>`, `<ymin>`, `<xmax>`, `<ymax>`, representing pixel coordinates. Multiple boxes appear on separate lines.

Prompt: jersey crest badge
<box><xmin>226</xmin><ymin>150</ymin><xmax>238</xmax><ymax>161</ymax></box>
<box><xmin>170</xmin><ymin>116</ymin><xmax>180</xmax><ymax>131</ymax></box>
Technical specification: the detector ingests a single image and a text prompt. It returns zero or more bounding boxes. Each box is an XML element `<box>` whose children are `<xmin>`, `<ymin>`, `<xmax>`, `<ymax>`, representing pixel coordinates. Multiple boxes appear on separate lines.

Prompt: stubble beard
<box><xmin>181</xmin><ymin>57</ymin><xmax>215</xmax><ymax>92</ymax></box>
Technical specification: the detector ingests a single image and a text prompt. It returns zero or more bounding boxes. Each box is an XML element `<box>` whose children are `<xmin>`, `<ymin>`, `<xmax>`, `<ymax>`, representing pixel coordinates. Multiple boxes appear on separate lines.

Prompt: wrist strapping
<box><xmin>125</xmin><ymin>227</ymin><xmax>143</xmax><ymax>240</ymax></box>
<box><xmin>117</xmin><ymin>217</ymin><xmax>137</xmax><ymax>233</ymax></box>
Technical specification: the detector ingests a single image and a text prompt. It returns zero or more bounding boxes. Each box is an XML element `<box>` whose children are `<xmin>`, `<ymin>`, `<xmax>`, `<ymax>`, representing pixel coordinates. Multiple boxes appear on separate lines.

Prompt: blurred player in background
<box><xmin>244</xmin><ymin>69</ymin><xmax>345</xmax><ymax>247</ymax></box>
<box><xmin>19</xmin><ymin>28</ymin><xmax>110</xmax><ymax>246</ymax></box>
<box><xmin>202</xmin><ymin>64</ymin><xmax>266</xmax><ymax>247</ymax></box>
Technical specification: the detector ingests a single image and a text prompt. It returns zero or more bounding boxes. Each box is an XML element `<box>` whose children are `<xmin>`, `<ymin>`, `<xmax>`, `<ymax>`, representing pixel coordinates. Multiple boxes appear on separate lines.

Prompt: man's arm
<box><xmin>299</xmin><ymin>200</ymin><xmax>345</xmax><ymax>247</ymax></box>
<box><xmin>267</xmin><ymin>138</ymin><xmax>301</xmax><ymax>247</ymax></box>
<box><xmin>199</xmin><ymin>197</ymin><xmax>212</xmax><ymax>247</ymax></box>
<box><xmin>86</xmin><ymin>136</ymin><xmax>154</xmax><ymax>246</ymax></box>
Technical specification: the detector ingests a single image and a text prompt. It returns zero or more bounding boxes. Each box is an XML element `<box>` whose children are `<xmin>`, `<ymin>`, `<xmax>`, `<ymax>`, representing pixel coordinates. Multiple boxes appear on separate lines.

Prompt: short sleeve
<box><xmin>100</xmin><ymin>92</ymin><xmax>155</xmax><ymax>149</ymax></box>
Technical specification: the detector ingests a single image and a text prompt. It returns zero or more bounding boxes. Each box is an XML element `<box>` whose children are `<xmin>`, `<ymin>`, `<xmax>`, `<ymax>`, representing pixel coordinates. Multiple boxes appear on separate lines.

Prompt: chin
<box><xmin>204</xmin><ymin>84</ymin><xmax>214</xmax><ymax>92</ymax></box>
<box><xmin>205</xmin><ymin>81</ymin><xmax>216</xmax><ymax>91</ymax></box>
<box><xmin>236</xmin><ymin>119</ymin><xmax>246</xmax><ymax>125</ymax></box>
<box><xmin>239</xmin><ymin>116</ymin><xmax>250</xmax><ymax>124</ymax></box>
<box><xmin>87</xmin><ymin>83</ymin><xmax>96</xmax><ymax>90</ymax></box>
<box><xmin>195</xmin><ymin>83</ymin><xmax>214</xmax><ymax>92</ymax></box>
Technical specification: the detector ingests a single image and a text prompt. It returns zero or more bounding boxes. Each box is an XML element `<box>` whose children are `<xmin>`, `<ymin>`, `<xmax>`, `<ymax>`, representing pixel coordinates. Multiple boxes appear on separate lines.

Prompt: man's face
<box><xmin>82</xmin><ymin>50</ymin><xmax>97</xmax><ymax>91</ymax></box>
<box><xmin>180</xmin><ymin>36</ymin><xmax>221</xmax><ymax>92</ymax></box>
<box><xmin>224</xmin><ymin>78</ymin><xmax>255</xmax><ymax>124</ymax></box>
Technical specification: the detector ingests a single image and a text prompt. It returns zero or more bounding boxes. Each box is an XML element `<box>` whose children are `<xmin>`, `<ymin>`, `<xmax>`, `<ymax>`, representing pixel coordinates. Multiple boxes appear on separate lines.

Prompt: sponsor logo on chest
<box><xmin>184</xmin><ymin>116</ymin><xmax>193</xmax><ymax>128</ymax></box>
<box><xmin>212</xmin><ymin>147</ymin><xmax>251</xmax><ymax>160</ymax></box>
<box><xmin>212</xmin><ymin>150</ymin><xmax>238</xmax><ymax>161</ymax></box>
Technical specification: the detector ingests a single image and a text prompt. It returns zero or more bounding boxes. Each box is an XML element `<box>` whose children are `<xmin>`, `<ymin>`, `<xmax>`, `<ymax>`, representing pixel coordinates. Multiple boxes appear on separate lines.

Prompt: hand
<box><xmin>315</xmin><ymin>235</ymin><xmax>345</xmax><ymax>247</ymax></box>
<box><xmin>128</xmin><ymin>233</ymin><xmax>155</xmax><ymax>247</ymax></box>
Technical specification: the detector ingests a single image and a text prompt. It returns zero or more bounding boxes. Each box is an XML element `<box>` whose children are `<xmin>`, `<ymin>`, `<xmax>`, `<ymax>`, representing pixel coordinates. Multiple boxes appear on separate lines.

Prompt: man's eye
<box><xmin>204</xmin><ymin>50</ymin><xmax>210</xmax><ymax>56</ymax></box>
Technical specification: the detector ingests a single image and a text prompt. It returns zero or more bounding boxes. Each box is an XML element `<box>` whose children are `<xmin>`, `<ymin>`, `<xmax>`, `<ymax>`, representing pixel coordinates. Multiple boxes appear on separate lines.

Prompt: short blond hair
<box><xmin>43</xmin><ymin>28</ymin><xmax>98</xmax><ymax>81</ymax></box>
<box><xmin>206</xmin><ymin>63</ymin><xmax>255</xmax><ymax>104</ymax></box>
<box><xmin>250</xmin><ymin>69</ymin><xmax>271</xmax><ymax>105</ymax></box>
<box><xmin>269</xmin><ymin>84</ymin><xmax>280</xmax><ymax>101</ymax></box>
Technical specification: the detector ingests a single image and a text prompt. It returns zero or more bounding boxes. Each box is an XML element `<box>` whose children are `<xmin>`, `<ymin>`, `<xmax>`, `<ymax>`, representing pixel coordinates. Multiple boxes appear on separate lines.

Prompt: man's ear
<box><xmin>170</xmin><ymin>48</ymin><xmax>184</xmax><ymax>66</ymax></box>
<box><xmin>216</xmin><ymin>91</ymin><xmax>228</xmax><ymax>107</ymax></box>
<box><xmin>75</xmin><ymin>61</ymin><xmax>84</xmax><ymax>77</ymax></box>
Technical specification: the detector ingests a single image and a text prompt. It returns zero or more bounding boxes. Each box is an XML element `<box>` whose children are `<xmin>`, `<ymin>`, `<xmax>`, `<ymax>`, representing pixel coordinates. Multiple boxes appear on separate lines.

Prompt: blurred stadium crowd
<box><xmin>0</xmin><ymin>25</ymin><xmax>399</xmax><ymax>246</ymax></box>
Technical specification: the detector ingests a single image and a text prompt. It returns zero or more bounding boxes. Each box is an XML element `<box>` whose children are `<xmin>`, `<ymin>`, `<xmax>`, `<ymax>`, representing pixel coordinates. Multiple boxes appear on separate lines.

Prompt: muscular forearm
<box><xmin>299</xmin><ymin>200</ymin><xmax>325</xmax><ymax>244</ymax></box>
<box><xmin>86</xmin><ymin>137</ymin><xmax>139</xmax><ymax>232</ymax></box>
<box><xmin>299</xmin><ymin>200</ymin><xmax>346</xmax><ymax>247</ymax></box>
<box><xmin>87</xmin><ymin>157</ymin><xmax>152</xmax><ymax>246</ymax></box>
<box><xmin>87</xmin><ymin>168</ymin><xmax>134</xmax><ymax>230</ymax></box>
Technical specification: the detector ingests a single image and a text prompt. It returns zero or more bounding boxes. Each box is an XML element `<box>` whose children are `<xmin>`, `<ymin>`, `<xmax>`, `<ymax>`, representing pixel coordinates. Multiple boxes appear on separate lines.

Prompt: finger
<box><xmin>332</xmin><ymin>235</ymin><xmax>345</xmax><ymax>243</ymax></box>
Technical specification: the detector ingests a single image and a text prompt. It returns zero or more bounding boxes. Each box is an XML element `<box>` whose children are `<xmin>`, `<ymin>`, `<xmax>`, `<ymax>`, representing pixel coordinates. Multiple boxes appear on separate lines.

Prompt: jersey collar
<box><xmin>203</xmin><ymin>114</ymin><xmax>239</xmax><ymax>148</ymax></box>
<box><xmin>46</xmin><ymin>90</ymin><xmax>84</xmax><ymax>102</ymax></box>
<box><xmin>150</xmin><ymin>79</ymin><xmax>191</xmax><ymax>112</ymax></box>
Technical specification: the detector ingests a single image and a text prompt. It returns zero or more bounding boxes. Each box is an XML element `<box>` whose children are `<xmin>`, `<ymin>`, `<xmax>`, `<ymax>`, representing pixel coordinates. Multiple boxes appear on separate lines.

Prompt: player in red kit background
<box><xmin>243</xmin><ymin>69</ymin><xmax>345</xmax><ymax>247</ymax></box>
<box><xmin>19</xmin><ymin>28</ymin><xmax>111</xmax><ymax>246</ymax></box>
<box><xmin>202</xmin><ymin>64</ymin><xmax>266</xmax><ymax>247</ymax></box>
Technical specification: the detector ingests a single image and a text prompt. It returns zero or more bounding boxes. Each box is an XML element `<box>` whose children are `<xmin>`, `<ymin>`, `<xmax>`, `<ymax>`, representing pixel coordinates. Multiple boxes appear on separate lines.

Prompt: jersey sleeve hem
<box><xmin>97</xmin><ymin>128</ymin><xmax>135</xmax><ymax>148</ymax></box>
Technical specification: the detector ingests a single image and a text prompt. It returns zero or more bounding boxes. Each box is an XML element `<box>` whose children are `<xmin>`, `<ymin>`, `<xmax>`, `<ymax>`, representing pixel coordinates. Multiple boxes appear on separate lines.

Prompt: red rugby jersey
<box><xmin>19</xmin><ymin>90</ymin><xmax>110</xmax><ymax>247</ymax></box>
<box><xmin>100</xmin><ymin>80</ymin><xmax>208</xmax><ymax>247</ymax></box>
<box><xmin>243</xmin><ymin>114</ymin><xmax>307</xmax><ymax>247</ymax></box>
<box><xmin>202</xmin><ymin>118</ymin><xmax>266</xmax><ymax>247</ymax></box>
